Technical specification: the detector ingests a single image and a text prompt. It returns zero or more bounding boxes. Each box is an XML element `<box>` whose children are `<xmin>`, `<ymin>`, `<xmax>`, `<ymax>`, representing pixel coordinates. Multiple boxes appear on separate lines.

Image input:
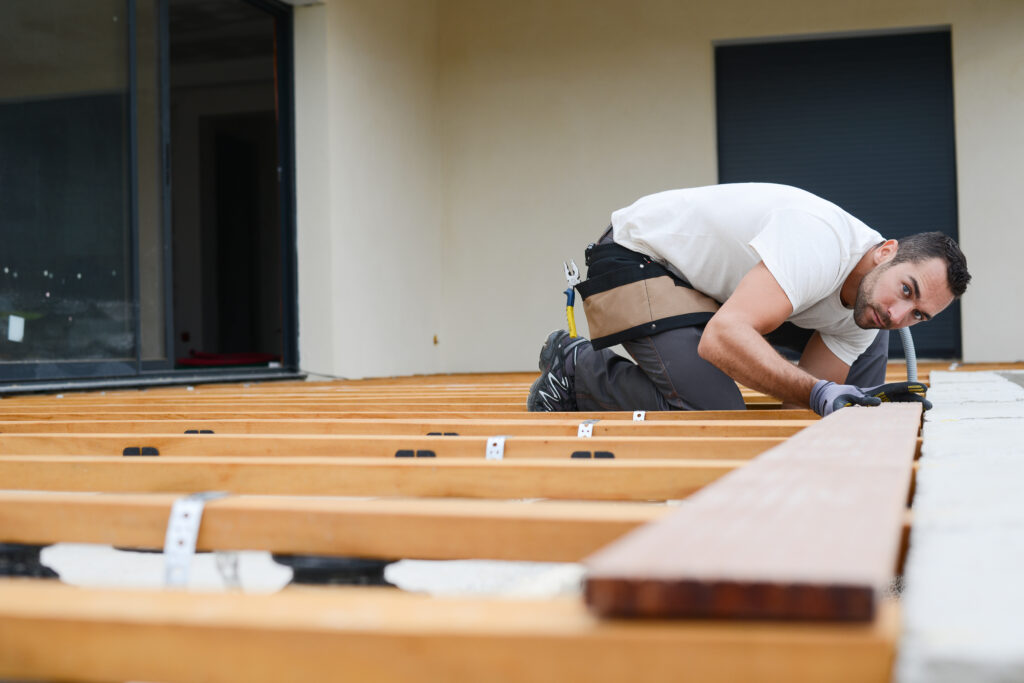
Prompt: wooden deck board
<box><xmin>584</xmin><ymin>403</ymin><xmax>923</xmax><ymax>621</ymax></box>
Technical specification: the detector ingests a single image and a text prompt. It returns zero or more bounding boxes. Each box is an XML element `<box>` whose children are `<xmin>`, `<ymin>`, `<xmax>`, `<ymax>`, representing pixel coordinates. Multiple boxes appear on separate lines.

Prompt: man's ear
<box><xmin>873</xmin><ymin>239</ymin><xmax>899</xmax><ymax>265</ymax></box>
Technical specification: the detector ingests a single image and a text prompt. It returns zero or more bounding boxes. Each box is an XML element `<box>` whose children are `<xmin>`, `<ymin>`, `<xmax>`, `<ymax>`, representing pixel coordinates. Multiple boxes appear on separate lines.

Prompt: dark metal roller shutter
<box><xmin>715</xmin><ymin>30</ymin><xmax>960</xmax><ymax>357</ymax></box>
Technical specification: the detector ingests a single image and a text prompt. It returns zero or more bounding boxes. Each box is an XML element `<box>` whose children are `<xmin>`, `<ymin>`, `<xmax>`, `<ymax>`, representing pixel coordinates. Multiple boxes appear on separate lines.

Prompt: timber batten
<box><xmin>0</xmin><ymin>369</ymin><xmax>936</xmax><ymax>682</ymax></box>
<box><xmin>0</xmin><ymin>581</ymin><xmax>899</xmax><ymax>683</ymax></box>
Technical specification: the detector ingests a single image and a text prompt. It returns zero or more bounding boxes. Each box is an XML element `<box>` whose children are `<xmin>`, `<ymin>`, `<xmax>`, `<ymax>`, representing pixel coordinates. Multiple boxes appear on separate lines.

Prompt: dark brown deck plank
<box><xmin>584</xmin><ymin>403</ymin><xmax>922</xmax><ymax>621</ymax></box>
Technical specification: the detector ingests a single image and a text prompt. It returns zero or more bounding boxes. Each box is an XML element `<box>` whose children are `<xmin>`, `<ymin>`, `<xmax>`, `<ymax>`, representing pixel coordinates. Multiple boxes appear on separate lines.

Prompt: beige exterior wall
<box><xmin>295</xmin><ymin>0</ymin><xmax>443</xmax><ymax>378</ymax></box>
<box><xmin>295</xmin><ymin>0</ymin><xmax>1024</xmax><ymax>376</ymax></box>
<box><xmin>949</xmin><ymin>2</ymin><xmax>1024</xmax><ymax>362</ymax></box>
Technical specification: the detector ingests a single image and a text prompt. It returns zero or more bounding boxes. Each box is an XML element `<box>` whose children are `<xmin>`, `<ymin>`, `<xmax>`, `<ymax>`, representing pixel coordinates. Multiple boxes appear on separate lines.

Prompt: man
<box><xmin>527</xmin><ymin>183</ymin><xmax>971</xmax><ymax>416</ymax></box>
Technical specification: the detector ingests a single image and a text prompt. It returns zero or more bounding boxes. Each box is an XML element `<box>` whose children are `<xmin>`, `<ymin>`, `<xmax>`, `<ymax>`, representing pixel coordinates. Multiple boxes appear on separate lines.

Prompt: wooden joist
<box><xmin>0</xmin><ymin>408</ymin><xmax>817</xmax><ymax>420</ymax></box>
<box><xmin>0</xmin><ymin>389</ymin><xmax>774</xmax><ymax>404</ymax></box>
<box><xmin>0</xmin><ymin>396</ymin><xmax>782</xmax><ymax>407</ymax></box>
<box><xmin>0</xmin><ymin>433</ymin><xmax>784</xmax><ymax>460</ymax></box>
<box><xmin>0</xmin><ymin>369</ymin><xmax>941</xmax><ymax>683</ymax></box>
<box><xmin>0</xmin><ymin>455</ymin><xmax>742</xmax><ymax>501</ymax></box>
<box><xmin>0</xmin><ymin>581</ymin><xmax>898</xmax><ymax>683</ymax></box>
<box><xmin>584</xmin><ymin>403</ymin><xmax>923</xmax><ymax>621</ymax></box>
<box><xmin>0</xmin><ymin>417</ymin><xmax>813</xmax><ymax>436</ymax></box>
<box><xmin>0</xmin><ymin>498</ymin><xmax>916</xmax><ymax>567</ymax></box>
<box><xmin>5</xmin><ymin>400</ymin><xmax>536</xmax><ymax>411</ymax></box>
<box><xmin>0</xmin><ymin>491</ymin><xmax>664</xmax><ymax>561</ymax></box>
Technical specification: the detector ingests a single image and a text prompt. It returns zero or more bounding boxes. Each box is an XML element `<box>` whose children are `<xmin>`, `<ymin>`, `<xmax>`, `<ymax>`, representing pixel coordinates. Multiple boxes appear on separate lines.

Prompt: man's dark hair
<box><xmin>889</xmin><ymin>231</ymin><xmax>971</xmax><ymax>298</ymax></box>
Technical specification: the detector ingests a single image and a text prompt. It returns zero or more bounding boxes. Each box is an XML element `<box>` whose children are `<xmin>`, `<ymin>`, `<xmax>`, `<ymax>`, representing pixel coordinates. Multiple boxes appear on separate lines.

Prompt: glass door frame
<box><xmin>0</xmin><ymin>0</ymin><xmax>299</xmax><ymax>388</ymax></box>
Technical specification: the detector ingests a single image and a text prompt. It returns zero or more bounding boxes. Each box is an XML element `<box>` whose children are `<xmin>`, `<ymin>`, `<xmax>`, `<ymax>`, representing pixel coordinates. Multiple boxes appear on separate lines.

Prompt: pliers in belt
<box><xmin>564</xmin><ymin>260</ymin><xmax>580</xmax><ymax>338</ymax></box>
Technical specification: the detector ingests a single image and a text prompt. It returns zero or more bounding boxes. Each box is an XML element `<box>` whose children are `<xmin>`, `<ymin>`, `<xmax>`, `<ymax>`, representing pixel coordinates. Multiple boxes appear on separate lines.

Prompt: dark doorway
<box><xmin>715</xmin><ymin>30</ymin><xmax>960</xmax><ymax>358</ymax></box>
<box><xmin>169</xmin><ymin>0</ymin><xmax>284</xmax><ymax>368</ymax></box>
<box><xmin>199</xmin><ymin>112</ymin><xmax>281</xmax><ymax>356</ymax></box>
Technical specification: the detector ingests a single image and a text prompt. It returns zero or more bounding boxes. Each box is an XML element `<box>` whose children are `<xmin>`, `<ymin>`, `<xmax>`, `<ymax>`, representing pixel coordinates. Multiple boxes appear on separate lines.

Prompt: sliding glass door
<box><xmin>0</xmin><ymin>0</ymin><xmax>295</xmax><ymax>385</ymax></box>
<box><xmin>0</xmin><ymin>0</ymin><xmax>160</xmax><ymax>379</ymax></box>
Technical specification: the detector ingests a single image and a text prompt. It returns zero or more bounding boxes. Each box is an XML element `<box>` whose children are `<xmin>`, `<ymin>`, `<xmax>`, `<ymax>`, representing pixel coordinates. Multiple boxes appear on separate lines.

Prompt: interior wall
<box><xmin>294</xmin><ymin>0</ymin><xmax>1023</xmax><ymax>376</ymax></box>
<box><xmin>295</xmin><ymin>0</ymin><xmax>443</xmax><ymax>378</ymax></box>
<box><xmin>0</xmin><ymin>0</ymin><xmax>126</xmax><ymax>99</ymax></box>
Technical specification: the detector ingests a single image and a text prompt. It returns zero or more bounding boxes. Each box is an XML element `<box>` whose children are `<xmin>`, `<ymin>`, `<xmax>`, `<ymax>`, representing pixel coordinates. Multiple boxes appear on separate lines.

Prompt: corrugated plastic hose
<box><xmin>899</xmin><ymin>327</ymin><xmax>918</xmax><ymax>382</ymax></box>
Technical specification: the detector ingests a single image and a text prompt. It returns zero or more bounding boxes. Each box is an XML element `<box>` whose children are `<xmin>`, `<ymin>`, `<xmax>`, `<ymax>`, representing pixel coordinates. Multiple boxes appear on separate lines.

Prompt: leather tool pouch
<box><xmin>576</xmin><ymin>241</ymin><xmax>721</xmax><ymax>349</ymax></box>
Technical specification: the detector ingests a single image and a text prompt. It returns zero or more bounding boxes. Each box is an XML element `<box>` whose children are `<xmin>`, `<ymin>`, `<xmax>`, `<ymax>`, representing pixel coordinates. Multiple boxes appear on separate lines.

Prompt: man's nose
<box><xmin>888</xmin><ymin>300</ymin><xmax>914</xmax><ymax>326</ymax></box>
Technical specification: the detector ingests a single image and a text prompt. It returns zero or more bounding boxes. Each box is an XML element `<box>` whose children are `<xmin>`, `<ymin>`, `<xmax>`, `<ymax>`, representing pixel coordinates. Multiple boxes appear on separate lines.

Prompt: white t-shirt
<box><xmin>610</xmin><ymin>183</ymin><xmax>883</xmax><ymax>365</ymax></box>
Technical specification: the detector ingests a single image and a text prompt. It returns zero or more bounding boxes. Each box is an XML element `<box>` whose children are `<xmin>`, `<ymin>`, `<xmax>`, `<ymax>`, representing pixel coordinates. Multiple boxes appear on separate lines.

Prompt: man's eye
<box><xmin>913</xmin><ymin>310</ymin><xmax>923</xmax><ymax>321</ymax></box>
<box><xmin>902</xmin><ymin>284</ymin><xmax>911</xmax><ymax>296</ymax></box>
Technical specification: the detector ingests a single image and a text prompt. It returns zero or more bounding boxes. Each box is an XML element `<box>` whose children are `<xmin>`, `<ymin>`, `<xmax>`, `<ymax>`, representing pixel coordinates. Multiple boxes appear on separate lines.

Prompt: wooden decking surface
<box><xmin>0</xmin><ymin>360</ymin><xmax>1014</xmax><ymax>682</ymax></box>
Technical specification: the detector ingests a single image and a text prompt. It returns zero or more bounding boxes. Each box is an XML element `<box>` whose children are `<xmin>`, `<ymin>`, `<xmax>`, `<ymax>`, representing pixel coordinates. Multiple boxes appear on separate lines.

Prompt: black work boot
<box><xmin>526</xmin><ymin>330</ymin><xmax>590</xmax><ymax>412</ymax></box>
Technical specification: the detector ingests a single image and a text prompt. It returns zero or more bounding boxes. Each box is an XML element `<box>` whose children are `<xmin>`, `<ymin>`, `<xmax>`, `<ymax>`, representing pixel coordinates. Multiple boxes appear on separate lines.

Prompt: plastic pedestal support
<box><xmin>0</xmin><ymin>543</ymin><xmax>59</xmax><ymax>579</ymax></box>
<box><xmin>271</xmin><ymin>554</ymin><xmax>394</xmax><ymax>586</ymax></box>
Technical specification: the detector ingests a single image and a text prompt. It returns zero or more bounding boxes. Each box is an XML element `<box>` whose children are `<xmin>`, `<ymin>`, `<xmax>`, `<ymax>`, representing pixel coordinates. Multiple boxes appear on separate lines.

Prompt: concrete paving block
<box><xmin>926</xmin><ymin>402</ymin><xmax>1024</xmax><ymax>421</ymax></box>
<box><xmin>920</xmin><ymin>422</ymin><xmax>1024</xmax><ymax>460</ymax></box>
<box><xmin>997</xmin><ymin>371</ymin><xmax>1024</xmax><ymax>391</ymax></box>
<box><xmin>896</xmin><ymin>371</ymin><xmax>1024</xmax><ymax>683</ymax></box>
<box><xmin>926</xmin><ymin>376</ymin><xmax>1024</xmax><ymax>403</ymax></box>
<box><xmin>900</xmin><ymin>526</ymin><xmax>1024</xmax><ymax>679</ymax></box>
<box><xmin>928</xmin><ymin>371</ymin><xmax>1010</xmax><ymax>386</ymax></box>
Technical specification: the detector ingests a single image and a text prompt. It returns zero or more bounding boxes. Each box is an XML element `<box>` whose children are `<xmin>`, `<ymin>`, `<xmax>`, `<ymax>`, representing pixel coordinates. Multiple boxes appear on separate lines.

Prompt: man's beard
<box><xmin>852</xmin><ymin>265</ymin><xmax>889</xmax><ymax>330</ymax></box>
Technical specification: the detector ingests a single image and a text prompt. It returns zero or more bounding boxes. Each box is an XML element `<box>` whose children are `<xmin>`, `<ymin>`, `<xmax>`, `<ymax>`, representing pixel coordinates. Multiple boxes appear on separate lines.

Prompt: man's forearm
<box><xmin>698</xmin><ymin>317</ymin><xmax>818</xmax><ymax>407</ymax></box>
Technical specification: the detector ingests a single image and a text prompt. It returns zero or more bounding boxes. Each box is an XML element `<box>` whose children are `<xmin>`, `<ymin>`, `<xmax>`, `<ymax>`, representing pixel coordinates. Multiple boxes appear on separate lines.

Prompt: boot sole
<box><xmin>538</xmin><ymin>330</ymin><xmax>568</xmax><ymax>373</ymax></box>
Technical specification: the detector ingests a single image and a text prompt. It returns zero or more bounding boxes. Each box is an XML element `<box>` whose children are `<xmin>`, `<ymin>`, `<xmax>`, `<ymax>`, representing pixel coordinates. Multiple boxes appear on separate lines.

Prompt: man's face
<box><xmin>854</xmin><ymin>257</ymin><xmax>954</xmax><ymax>330</ymax></box>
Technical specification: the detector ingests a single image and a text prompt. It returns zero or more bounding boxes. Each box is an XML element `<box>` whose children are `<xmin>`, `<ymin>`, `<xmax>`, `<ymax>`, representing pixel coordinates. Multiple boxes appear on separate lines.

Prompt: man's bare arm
<box><xmin>697</xmin><ymin>262</ymin><xmax>824</xmax><ymax>408</ymax></box>
<box><xmin>798</xmin><ymin>331</ymin><xmax>850</xmax><ymax>384</ymax></box>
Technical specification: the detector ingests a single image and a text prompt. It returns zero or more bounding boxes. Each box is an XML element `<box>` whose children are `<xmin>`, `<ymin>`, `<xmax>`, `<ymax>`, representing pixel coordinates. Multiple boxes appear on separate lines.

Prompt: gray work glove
<box><xmin>810</xmin><ymin>380</ymin><xmax>932</xmax><ymax>417</ymax></box>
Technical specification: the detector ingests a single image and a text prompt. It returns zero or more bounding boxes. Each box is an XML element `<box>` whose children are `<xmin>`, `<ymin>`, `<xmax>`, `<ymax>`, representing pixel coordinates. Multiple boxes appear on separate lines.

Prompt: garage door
<box><xmin>716</xmin><ymin>30</ymin><xmax>960</xmax><ymax>358</ymax></box>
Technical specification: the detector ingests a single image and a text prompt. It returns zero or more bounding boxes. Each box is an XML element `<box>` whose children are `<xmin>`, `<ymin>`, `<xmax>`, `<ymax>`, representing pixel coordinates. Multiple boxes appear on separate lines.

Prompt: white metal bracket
<box><xmin>633</xmin><ymin>411</ymin><xmax>646</xmax><ymax>422</ymax></box>
<box><xmin>163</xmin><ymin>491</ymin><xmax>227</xmax><ymax>587</ymax></box>
<box><xmin>486</xmin><ymin>436</ymin><xmax>507</xmax><ymax>460</ymax></box>
<box><xmin>577</xmin><ymin>419</ymin><xmax>600</xmax><ymax>438</ymax></box>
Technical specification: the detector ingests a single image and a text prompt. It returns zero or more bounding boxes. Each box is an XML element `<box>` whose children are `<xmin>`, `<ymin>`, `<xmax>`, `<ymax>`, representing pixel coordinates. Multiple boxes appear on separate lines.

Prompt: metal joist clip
<box><xmin>577</xmin><ymin>419</ymin><xmax>600</xmax><ymax>438</ymax></box>
<box><xmin>163</xmin><ymin>491</ymin><xmax>227</xmax><ymax>588</ymax></box>
<box><xmin>486</xmin><ymin>436</ymin><xmax>507</xmax><ymax>460</ymax></box>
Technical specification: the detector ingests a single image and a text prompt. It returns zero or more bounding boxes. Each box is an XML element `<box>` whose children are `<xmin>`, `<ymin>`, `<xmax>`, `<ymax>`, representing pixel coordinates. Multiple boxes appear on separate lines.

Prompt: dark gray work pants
<box><xmin>573</xmin><ymin>324</ymin><xmax>889</xmax><ymax>411</ymax></box>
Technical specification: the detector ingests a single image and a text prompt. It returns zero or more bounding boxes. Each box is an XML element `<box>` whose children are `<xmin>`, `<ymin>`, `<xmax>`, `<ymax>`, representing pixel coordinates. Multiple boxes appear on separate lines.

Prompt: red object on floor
<box><xmin>176</xmin><ymin>350</ymin><xmax>280</xmax><ymax>367</ymax></box>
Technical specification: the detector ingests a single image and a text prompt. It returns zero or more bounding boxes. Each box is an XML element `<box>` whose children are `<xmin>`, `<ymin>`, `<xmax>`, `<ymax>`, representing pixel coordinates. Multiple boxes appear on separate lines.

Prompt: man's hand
<box><xmin>810</xmin><ymin>380</ymin><xmax>932</xmax><ymax>417</ymax></box>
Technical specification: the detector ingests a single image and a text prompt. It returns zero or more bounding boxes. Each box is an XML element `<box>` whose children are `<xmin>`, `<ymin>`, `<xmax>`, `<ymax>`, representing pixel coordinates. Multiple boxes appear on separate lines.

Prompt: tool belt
<box><xmin>576</xmin><ymin>240</ymin><xmax>721</xmax><ymax>349</ymax></box>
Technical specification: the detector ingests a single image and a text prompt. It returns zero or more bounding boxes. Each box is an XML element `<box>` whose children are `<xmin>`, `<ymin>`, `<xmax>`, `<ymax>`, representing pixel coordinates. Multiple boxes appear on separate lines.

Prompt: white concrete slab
<box><xmin>41</xmin><ymin>544</ymin><xmax>292</xmax><ymax>593</ymax></box>
<box><xmin>896</xmin><ymin>371</ymin><xmax>1024</xmax><ymax>683</ymax></box>
<box><xmin>36</xmin><ymin>544</ymin><xmax>583</xmax><ymax>600</ymax></box>
<box><xmin>385</xmin><ymin>559</ymin><xmax>584</xmax><ymax>598</ymax></box>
